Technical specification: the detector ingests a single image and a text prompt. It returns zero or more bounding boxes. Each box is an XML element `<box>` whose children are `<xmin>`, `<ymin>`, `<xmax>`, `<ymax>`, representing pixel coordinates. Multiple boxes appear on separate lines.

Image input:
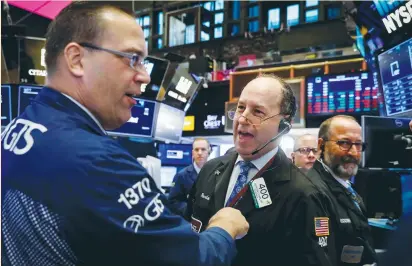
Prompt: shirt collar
<box><xmin>318</xmin><ymin>159</ymin><xmax>351</xmax><ymax>189</ymax></box>
<box><xmin>236</xmin><ymin>146</ymin><xmax>279</xmax><ymax>170</ymax></box>
<box><xmin>61</xmin><ymin>93</ymin><xmax>107</xmax><ymax>135</ymax></box>
<box><xmin>193</xmin><ymin>161</ymin><xmax>201</xmax><ymax>174</ymax></box>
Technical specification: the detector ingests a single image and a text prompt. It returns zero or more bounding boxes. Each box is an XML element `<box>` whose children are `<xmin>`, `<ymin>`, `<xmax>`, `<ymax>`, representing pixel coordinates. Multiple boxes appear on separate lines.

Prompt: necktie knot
<box><xmin>225</xmin><ymin>161</ymin><xmax>254</xmax><ymax>206</ymax></box>
<box><xmin>238</xmin><ymin>161</ymin><xmax>254</xmax><ymax>174</ymax></box>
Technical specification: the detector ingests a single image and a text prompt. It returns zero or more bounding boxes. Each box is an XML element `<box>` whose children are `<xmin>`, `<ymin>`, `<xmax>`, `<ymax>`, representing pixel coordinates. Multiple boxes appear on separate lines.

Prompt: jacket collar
<box><xmin>36</xmin><ymin>87</ymin><xmax>106</xmax><ymax>136</ymax></box>
<box><xmin>312</xmin><ymin>161</ymin><xmax>367</xmax><ymax>215</ymax></box>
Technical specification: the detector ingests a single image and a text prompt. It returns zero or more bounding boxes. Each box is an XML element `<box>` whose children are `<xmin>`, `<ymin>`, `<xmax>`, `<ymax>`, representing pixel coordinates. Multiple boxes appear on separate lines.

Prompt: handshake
<box><xmin>206</xmin><ymin>208</ymin><xmax>250</xmax><ymax>240</ymax></box>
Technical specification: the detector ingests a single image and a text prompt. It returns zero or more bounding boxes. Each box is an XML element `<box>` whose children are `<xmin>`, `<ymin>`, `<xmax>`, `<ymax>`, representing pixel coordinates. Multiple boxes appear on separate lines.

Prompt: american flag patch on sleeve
<box><xmin>314</xmin><ymin>217</ymin><xmax>329</xmax><ymax>236</ymax></box>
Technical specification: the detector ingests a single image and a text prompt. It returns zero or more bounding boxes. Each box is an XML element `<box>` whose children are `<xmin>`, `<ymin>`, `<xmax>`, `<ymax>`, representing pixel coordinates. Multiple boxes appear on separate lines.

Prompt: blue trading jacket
<box><xmin>1</xmin><ymin>87</ymin><xmax>236</xmax><ymax>266</ymax></box>
<box><xmin>169</xmin><ymin>164</ymin><xmax>198</xmax><ymax>216</ymax></box>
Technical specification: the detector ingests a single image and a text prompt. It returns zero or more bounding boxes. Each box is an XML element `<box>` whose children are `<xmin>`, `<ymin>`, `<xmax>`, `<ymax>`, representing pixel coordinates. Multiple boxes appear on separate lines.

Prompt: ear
<box><xmin>64</xmin><ymin>42</ymin><xmax>85</xmax><ymax>77</ymax></box>
<box><xmin>318</xmin><ymin>138</ymin><xmax>325</xmax><ymax>152</ymax></box>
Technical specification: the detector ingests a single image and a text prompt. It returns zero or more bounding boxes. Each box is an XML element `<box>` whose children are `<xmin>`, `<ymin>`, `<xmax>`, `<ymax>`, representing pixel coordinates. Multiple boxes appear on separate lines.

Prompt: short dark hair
<box><xmin>45</xmin><ymin>1</ymin><xmax>132</xmax><ymax>74</ymax></box>
<box><xmin>255</xmin><ymin>73</ymin><xmax>297</xmax><ymax>123</ymax></box>
<box><xmin>318</xmin><ymin>115</ymin><xmax>358</xmax><ymax>140</ymax></box>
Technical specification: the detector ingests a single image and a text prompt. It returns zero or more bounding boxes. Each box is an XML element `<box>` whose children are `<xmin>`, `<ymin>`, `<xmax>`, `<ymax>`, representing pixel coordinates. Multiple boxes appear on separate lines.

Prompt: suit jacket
<box><xmin>307</xmin><ymin>161</ymin><xmax>377</xmax><ymax>266</ymax></box>
<box><xmin>186</xmin><ymin>149</ymin><xmax>336</xmax><ymax>266</ymax></box>
<box><xmin>168</xmin><ymin>164</ymin><xmax>198</xmax><ymax>216</ymax></box>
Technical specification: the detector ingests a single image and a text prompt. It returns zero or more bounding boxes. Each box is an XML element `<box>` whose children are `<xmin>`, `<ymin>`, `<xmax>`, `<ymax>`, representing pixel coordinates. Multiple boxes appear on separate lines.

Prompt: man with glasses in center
<box><xmin>186</xmin><ymin>74</ymin><xmax>336</xmax><ymax>266</ymax></box>
<box><xmin>307</xmin><ymin>115</ymin><xmax>377</xmax><ymax>266</ymax></box>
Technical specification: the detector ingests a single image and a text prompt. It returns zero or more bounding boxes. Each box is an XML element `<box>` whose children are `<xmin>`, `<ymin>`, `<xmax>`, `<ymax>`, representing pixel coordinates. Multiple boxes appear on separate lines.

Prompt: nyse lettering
<box><xmin>2</xmin><ymin>118</ymin><xmax>48</xmax><ymax>155</ymax></box>
<box><xmin>118</xmin><ymin>178</ymin><xmax>152</xmax><ymax>209</ymax></box>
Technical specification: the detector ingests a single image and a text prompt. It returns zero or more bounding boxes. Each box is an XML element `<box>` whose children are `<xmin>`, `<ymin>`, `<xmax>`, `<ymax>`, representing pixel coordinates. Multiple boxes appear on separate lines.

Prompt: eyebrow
<box><xmin>122</xmin><ymin>48</ymin><xmax>144</xmax><ymax>57</ymax></box>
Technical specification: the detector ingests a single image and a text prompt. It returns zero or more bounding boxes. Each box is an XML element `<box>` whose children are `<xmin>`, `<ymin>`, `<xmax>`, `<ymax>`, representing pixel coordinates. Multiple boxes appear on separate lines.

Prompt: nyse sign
<box><xmin>203</xmin><ymin>115</ymin><xmax>225</xmax><ymax>130</ymax></box>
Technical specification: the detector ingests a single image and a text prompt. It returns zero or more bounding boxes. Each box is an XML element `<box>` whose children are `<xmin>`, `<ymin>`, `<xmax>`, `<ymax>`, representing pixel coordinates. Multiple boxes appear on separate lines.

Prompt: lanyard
<box><xmin>227</xmin><ymin>154</ymin><xmax>277</xmax><ymax>208</ymax></box>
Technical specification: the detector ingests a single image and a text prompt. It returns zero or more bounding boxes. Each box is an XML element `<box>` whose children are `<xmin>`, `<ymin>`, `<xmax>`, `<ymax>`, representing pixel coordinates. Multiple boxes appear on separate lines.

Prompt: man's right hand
<box><xmin>206</xmin><ymin>207</ymin><xmax>249</xmax><ymax>239</ymax></box>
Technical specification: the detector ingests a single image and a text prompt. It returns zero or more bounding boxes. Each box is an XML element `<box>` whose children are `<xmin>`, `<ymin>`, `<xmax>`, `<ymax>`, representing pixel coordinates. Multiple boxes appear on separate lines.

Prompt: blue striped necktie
<box><xmin>225</xmin><ymin>161</ymin><xmax>254</xmax><ymax>207</ymax></box>
<box><xmin>347</xmin><ymin>184</ymin><xmax>362</xmax><ymax>211</ymax></box>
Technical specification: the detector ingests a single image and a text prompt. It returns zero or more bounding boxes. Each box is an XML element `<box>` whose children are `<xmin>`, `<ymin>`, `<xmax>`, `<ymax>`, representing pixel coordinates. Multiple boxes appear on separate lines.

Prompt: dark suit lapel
<box><xmin>234</xmin><ymin>149</ymin><xmax>289</xmax><ymax>216</ymax></box>
<box><xmin>318</xmin><ymin>164</ymin><xmax>367</xmax><ymax>218</ymax></box>
<box><xmin>213</xmin><ymin>152</ymin><xmax>238</xmax><ymax>211</ymax></box>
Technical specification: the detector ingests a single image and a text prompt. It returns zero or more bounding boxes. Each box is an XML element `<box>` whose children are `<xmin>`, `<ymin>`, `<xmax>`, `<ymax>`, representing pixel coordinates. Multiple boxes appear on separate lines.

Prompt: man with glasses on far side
<box><xmin>291</xmin><ymin>134</ymin><xmax>319</xmax><ymax>171</ymax></box>
<box><xmin>307</xmin><ymin>115</ymin><xmax>378</xmax><ymax>266</ymax></box>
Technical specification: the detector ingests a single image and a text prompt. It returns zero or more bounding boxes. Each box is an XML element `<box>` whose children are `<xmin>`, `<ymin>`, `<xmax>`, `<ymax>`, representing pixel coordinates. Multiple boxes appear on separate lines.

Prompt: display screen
<box><xmin>140</xmin><ymin>56</ymin><xmax>169</xmax><ymax>100</ymax></box>
<box><xmin>377</xmin><ymin>38</ymin><xmax>412</xmax><ymax>117</ymax></box>
<box><xmin>224</xmin><ymin>101</ymin><xmax>238</xmax><ymax>133</ymax></box>
<box><xmin>161</xmin><ymin>66</ymin><xmax>202</xmax><ymax>111</ymax></box>
<box><xmin>108</xmin><ymin>99</ymin><xmax>157</xmax><ymax>138</ymax></box>
<box><xmin>362</xmin><ymin>116</ymin><xmax>412</xmax><ymax>169</ymax></box>
<box><xmin>18</xmin><ymin>85</ymin><xmax>43</xmax><ymax>115</ymax></box>
<box><xmin>153</xmin><ymin>103</ymin><xmax>185</xmax><ymax>143</ymax></box>
<box><xmin>158</xmin><ymin>143</ymin><xmax>193</xmax><ymax>166</ymax></box>
<box><xmin>306</xmin><ymin>72</ymin><xmax>379</xmax><ymax>116</ymax></box>
<box><xmin>1</xmin><ymin>85</ymin><xmax>13</xmax><ymax>126</ymax></box>
<box><xmin>183</xmin><ymin>81</ymin><xmax>231</xmax><ymax>136</ymax></box>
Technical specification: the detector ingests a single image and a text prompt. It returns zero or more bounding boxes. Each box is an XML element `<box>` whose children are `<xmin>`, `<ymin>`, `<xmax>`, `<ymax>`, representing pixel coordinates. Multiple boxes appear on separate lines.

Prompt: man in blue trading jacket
<box><xmin>306</xmin><ymin>115</ymin><xmax>377</xmax><ymax>266</ymax></box>
<box><xmin>186</xmin><ymin>74</ymin><xmax>336</xmax><ymax>266</ymax></box>
<box><xmin>1</xmin><ymin>2</ymin><xmax>249</xmax><ymax>266</ymax></box>
<box><xmin>169</xmin><ymin>138</ymin><xmax>211</xmax><ymax>215</ymax></box>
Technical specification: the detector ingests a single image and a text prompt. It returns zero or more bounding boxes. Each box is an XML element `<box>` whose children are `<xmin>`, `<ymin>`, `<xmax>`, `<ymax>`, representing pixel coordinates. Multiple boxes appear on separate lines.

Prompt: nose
<box><xmin>308</xmin><ymin>150</ymin><xmax>315</xmax><ymax>158</ymax></box>
<box><xmin>135</xmin><ymin>67</ymin><xmax>151</xmax><ymax>85</ymax></box>
<box><xmin>347</xmin><ymin>144</ymin><xmax>359</xmax><ymax>156</ymax></box>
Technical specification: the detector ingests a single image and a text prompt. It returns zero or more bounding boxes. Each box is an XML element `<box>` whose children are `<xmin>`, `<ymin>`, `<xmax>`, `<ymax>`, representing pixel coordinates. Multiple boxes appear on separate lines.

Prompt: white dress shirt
<box><xmin>224</xmin><ymin>147</ymin><xmax>279</xmax><ymax>204</ymax></box>
<box><xmin>193</xmin><ymin>161</ymin><xmax>201</xmax><ymax>174</ymax></box>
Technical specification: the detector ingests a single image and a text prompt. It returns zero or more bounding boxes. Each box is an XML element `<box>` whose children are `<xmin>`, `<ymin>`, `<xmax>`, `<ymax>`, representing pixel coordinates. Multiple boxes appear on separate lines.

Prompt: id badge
<box><xmin>340</xmin><ymin>245</ymin><xmax>364</xmax><ymax>264</ymax></box>
<box><xmin>191</xmin><ymin>216</ymin><xmax>203</xmax><ymax>233</ymax></box>
<box><xmin>249</xmin><ymin>177</ymin><xmax>272</xmax><ymax>208</ymax></box>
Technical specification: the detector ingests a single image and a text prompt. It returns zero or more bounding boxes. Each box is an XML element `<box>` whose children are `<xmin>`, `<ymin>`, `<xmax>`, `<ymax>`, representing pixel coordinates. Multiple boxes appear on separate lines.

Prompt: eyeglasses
<box><xmin>78</xmin><ymin>42</ymin><xmax>145</xmax><ymax>71</ymax></box>
<box><xmin>324</xmin><ymin>139</ymin><xmax>367</xmax><ymax>152</ymax></box>
<box><xmin>295</xmin><ymin>147</ymin><xmax>318</xmax><ymax>155</ymax></box>
<box><xmin>227</xmin><ymin>107</ymin><xmax>282</xmax><ymax>126</ymax></box>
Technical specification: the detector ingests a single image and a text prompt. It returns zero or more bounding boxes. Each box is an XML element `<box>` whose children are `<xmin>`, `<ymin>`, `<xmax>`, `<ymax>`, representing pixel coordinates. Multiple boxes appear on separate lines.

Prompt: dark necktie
<box><xmin>225</xmin><ymin>161</ymin><xmax>254</xmax><ymax>207</ymax></box>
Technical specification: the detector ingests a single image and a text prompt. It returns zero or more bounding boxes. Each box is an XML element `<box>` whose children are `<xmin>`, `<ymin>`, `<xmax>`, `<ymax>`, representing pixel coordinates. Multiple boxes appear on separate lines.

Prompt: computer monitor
<box><xmin>107</xmin><ymin>98</ymin><xmax>157</xmax><ymax>138</ymax></box>
<box><xmin>224</xmin><ymin>100</ymin><xmax>238</xmax><ymax>133</ymax></box>
<box><xmin>140</xmin><ymin>56</ymin><xmax>170</xmax><ymax>100</ymax></box>
<box><xmin>1</xmin><ymin>85</ymin><xmax>13</xmax><ymax>126</ymax></box>
<box><xmin>362</xmin><ymin>115</ymin><xmax>412</xmax><ymax>170</ymax></box>
<box><xmin>158</xmin><ymin>143</ymin><xmax>193</xmax><ymax>166</ymax></box>
<box><xmin>153</xmin><ymin>103</ymin><xmax>185</xmax><ymax>143</ymax></box>
<box><xmin>159</xmin><ymin>66</ymin><xmax>203</xmax><ymax>111</ymax></box>
<box><xmin>376</xmin><ymin>37</ymin><xmax>412</xmax><ymax>118</ymax></box>
<box><xmin>18</xmin><ymin>85</ymin><xmax>43</xmax><ymax>115</ymax></box>
<box><xmin>306</xmin><ymin>71</ymin><xmax>379</xmax><ymax>117</ymax></box>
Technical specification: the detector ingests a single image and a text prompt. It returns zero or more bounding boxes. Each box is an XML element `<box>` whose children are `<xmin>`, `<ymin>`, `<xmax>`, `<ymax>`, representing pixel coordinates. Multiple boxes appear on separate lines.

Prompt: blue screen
<box><xmin>401</xmin><ymin>175</ymin><xmax>412</xmax><ymax>216</ymax></box>
<box><xmin>306</xmin><ymin>72</ymin><xmax>379</xmax><ymax>116</ymax></box>
<box><xmin>158</xmin><ymin>144</ymin><xmax>192</xmax><ymax>166</ymax></box>
<box><xmin>18</xmin><ymin>85</ymin><xmax>43</xmax><ymax>115</ymax></box>
<box><xmin>1</xmin><ymin>85</ymin><xmax>12</xmax><ymax>127</ymax></box>
<box><xmin>108</xmin><ymin>99</ymin><xmax>156</xmax><ymax>138</ymax></box>
<box><xmin>377</xmin><ymin>38</ymin><xmax>412</xmax><ymax>117</ymax></box>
